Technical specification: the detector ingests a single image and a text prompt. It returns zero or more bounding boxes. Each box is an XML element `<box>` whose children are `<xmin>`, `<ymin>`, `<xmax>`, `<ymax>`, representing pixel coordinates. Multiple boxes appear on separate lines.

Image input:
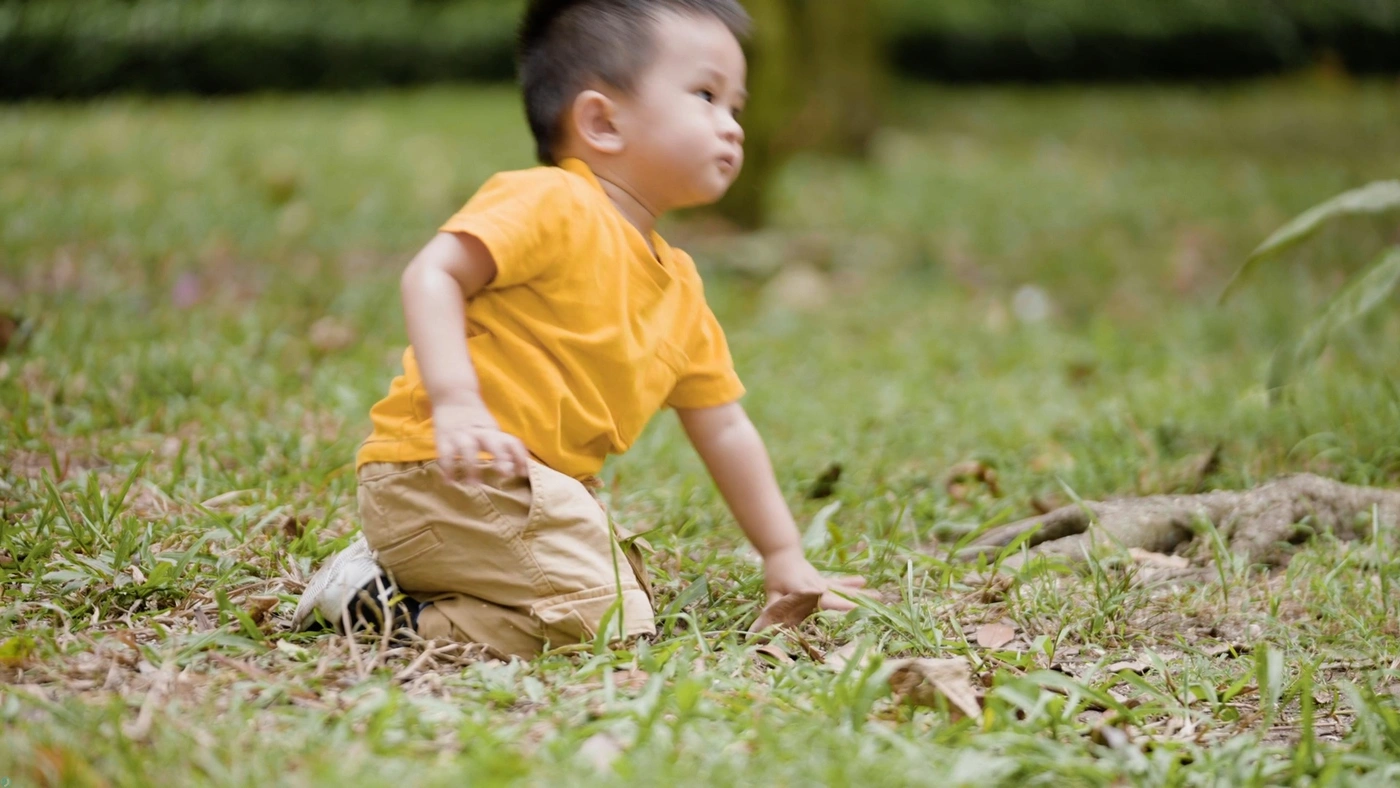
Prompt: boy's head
<box><xmin>520</xmin><ymin>0</ymin><xmax>751</xmax><ymax>211</ymax></box>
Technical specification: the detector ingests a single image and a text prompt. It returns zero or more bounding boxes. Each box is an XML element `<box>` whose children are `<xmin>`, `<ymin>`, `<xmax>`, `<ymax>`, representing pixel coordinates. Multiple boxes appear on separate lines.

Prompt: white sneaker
<box><xmin>292</xmin><ymin>535</ymin><xmax>405</xmax><ymax>632</ymax></box>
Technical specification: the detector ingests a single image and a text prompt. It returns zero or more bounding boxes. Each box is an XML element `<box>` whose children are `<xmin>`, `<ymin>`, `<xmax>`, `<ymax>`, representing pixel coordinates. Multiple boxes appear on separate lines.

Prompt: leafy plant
<box><xmin>1222</xmin><ymin>180</ymin><xmax>1400</xmax><ymax>395</ymax></box>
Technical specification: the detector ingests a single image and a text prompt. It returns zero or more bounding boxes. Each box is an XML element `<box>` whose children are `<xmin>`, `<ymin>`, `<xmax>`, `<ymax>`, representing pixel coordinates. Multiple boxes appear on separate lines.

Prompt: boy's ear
<box><xmin>570</xmin><ymin>89</ymin><xmax>625</xmax><ymax>155</ymax></box>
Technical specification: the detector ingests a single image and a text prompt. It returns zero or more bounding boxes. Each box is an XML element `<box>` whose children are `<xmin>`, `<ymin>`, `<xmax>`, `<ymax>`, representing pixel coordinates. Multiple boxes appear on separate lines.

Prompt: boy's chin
<box><xmin>673</xmin><ymin>180</ymin><xmax>736</xmax><ymax>211</ymax></box>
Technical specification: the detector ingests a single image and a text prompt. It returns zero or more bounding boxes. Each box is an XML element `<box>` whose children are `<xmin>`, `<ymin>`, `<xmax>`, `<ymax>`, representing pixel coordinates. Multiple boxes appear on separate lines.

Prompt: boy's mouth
<box><xmin>716</xmin><ymin>153</ymin><xmax>738</xmax><ymax>173</ymax></box>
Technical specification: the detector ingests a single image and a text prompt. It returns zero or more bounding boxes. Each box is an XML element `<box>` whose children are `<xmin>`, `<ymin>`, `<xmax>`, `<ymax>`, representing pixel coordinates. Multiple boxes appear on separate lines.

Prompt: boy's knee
<box><xmin>536</xmin><ymin>587</ymin><xmax>656</xmax><ymax>648</ymax></box>
<box><xmin>415</xmin><ymin>589</ymin><xmax>655</xmax><ymax>660</ymax></box>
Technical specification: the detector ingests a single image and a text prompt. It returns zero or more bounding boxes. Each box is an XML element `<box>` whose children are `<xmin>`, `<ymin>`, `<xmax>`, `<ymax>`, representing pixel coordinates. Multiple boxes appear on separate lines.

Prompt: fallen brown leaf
<box><xmin>753</xmin><ymin>644</ymin><xmax>795</xmax><ymax>666</ymax></box>
<box><xmin>1091</xmin><ymin>723</ymin><xmax>1135</xmax><ymax>750</ymax></box>
<box><xmin>1202</xmin><ymin>642</ymin><xmax>1253</xmax><ymax>659</ymax></box>
<box><xmin>309</xmin><ymin>316</ymin><xmax>357</xmax><ymax>354</ymax></box>
<box><xmin>750</xmin><ymin>591</ymin><xmax>821</xmax><ymax>634</ymax></box>
<box><xmin>975</xmin><ymin>623</ymin><xmax>1016</xmax><ymax>649</ymax></box>
<box><xmin>0</xmin><ymin>313</ymin><xmax>20</xmax><ymax>354</ymax></box>
<box><xmin>281</xmin><ymin>514</ymin><xmax>311</xmax><ymax>540</ymax></box>
<box><xmin>976</xmin><ymin>573</ymin><xmax>1015</xmax><ymax>603</ymax></box>
<box><xmin>614</xmin><ymin>668</ymin><xmax>650</xmax><ymax>690</ymax></box>
<box><xmin>887</xmin><ymin>657</ymin><xmax>982</xmax><ymax>721</ymax></box>
<box><xmin>578</xmin><ymin>732</ymin><xmax>624</xmax><ymax>771</ymax></box>
<box><xmin>245</xmin><ymin>596</ymin><xmax>279</xmax><ymax>626</ymax></box>
<box><xmin>946</xmin><ymin>460</ymin><xmax>1001</xmax><ymax>501</ymax></box>
<box><xmin>1181</xmin><ymin>443</ymin><xmax>1223</xmax><ymax>492</ymax></box>
<box><xmin>824</xmin><ymin>642</ymin><xmax>862</xmax><ymax>672</ymax></box>
<box><xmin>1030</xmin><ymin>494</ymin><xmax>1066</xmax><ymax>515</ymax></box>
<box><xmin>1128</xmin><ymin>548</ymin><xmax>1190</xmax><ymax>570</ymax></box>
<box><xmin>762</xmin><ymin>263</ymin><xmax>833</xmax><ymax>314</ymax></box>
<box><xmin>807</xmin><ymin>462</ymin><xmax>843</xmax><ymax>500</ymax></box>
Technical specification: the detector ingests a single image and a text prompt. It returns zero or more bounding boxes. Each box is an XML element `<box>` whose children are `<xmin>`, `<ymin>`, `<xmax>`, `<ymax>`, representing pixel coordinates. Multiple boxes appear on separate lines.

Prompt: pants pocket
<box><xmin>533</xmin><ymin>585</ymin><xmax>656</xmax><ymax>645</ymax></box>
<box><xmin>374</xmin><ymin>527</ymin><xmax>444</xmax><ymax>584</ymax></box>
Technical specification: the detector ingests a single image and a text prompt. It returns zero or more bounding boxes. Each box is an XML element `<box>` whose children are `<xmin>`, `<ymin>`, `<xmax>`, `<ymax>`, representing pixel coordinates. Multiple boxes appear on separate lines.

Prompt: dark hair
<box><xmin>519</xmin><ymin>0</ymin><xmax>751</xmax><ymax>165</ymax></box>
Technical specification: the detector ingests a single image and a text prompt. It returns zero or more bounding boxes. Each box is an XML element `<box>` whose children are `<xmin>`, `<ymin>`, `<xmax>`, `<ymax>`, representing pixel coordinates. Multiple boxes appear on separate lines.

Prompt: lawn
<box><xmin>3</xmin><ymin>78</ymin><xmax>1400</xmax><ymax>785</ymax></box>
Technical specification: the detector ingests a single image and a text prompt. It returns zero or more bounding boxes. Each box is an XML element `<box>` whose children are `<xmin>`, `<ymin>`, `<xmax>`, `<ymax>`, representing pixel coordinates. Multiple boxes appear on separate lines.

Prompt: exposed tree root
<box><xmin>954</xmin><ymin>474</ymin><xmax>1400</xmax><ymax>568</ymax></box>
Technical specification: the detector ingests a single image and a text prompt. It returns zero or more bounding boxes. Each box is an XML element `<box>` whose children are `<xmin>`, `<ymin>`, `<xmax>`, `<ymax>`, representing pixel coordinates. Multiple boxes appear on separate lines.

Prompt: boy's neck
<box><xmin>564</xmin><ymin>155</ymin><xmax>661</xmax><ymax>250</ymax></box>
<box><xmin>595</xmin><ymin>173</ymin><xmax>660</xmax><ymax>247</ymax></box>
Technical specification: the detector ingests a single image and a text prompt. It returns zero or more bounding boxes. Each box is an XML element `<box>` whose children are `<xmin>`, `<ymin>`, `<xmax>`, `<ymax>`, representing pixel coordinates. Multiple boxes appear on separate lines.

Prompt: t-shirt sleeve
<box><xmin>438</xmin><ymin>169</ymin><xmax>571</xmax><ymax>289</ymax></box>
<box><xmin>667</xmin><ymin>300</ymin><xmax>746</xmax><ymax>410</ymax></box>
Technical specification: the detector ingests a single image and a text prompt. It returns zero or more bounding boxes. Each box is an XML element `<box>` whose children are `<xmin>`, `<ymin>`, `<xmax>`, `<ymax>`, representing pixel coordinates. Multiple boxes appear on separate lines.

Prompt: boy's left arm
<box><xmin>677</xmin><ymin>402</ymin><xmax>866</xmax><ymax>610</ymax></box>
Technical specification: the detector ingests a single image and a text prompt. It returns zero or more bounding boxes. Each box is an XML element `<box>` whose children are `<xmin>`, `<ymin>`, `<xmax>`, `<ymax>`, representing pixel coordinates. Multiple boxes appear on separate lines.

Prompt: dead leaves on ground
<box><xmin>806</xmin><ymin>462</ymin><xmax>843</xmax><ymax>500</ymax></box>
<box><xmin>308</xmin><ymin>316</ymin><xmax>357</xmax><ymax>354</ymax></box>
<box><xmin>974</xmin><ymin>623</ymin><xmax>1017</xmax><ymax>649</ymax></box>
<box><xmin>887</xmin><ymin>658</ymin><xmax>984</xmax><ymax>721</ymax></box>
<box><xmin>750</xmin><ymin>591</ymin><xmax>822</xmax><ymax>634</ymax></box>
<box><xmin>824</xmin><ymin>643</ymin><xmax>984</xmax><ymax>722</ymax></box>
<box><xmin>946</xmin><ymin>460</ymin><xmax>1001</xmax><ymax>503</ymax></box>
<box><xmin>0</xmin><ymin>312</ymin><xmax>26</xmax><ymax>354</ymax></box>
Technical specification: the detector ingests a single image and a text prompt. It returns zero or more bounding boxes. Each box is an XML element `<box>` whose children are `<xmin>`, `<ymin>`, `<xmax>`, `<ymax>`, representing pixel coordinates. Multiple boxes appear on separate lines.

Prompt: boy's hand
<box><xmin>432</xmin><ymin>396</ymin><xmax>530</xmax><ymax>483</ymax></box>
<box><xmin>762</xmin><ymin>545</ymin><xmax>867</xmax><ymax>612</ymax></box>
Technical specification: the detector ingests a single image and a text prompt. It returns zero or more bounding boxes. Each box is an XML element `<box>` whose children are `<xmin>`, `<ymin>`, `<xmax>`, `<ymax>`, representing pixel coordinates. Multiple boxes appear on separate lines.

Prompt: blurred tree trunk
<box><xmin>717</xmin><ymin>0</ymin><xmax>885</xmax><ymax>229</ymax></box>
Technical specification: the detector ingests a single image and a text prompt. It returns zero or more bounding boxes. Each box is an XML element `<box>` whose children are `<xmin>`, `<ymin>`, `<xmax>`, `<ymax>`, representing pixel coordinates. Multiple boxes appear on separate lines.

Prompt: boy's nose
<box><xmin>720</xmin><ymin>113</ymin><xmax>744</xmax><ymax>145</ymax></box>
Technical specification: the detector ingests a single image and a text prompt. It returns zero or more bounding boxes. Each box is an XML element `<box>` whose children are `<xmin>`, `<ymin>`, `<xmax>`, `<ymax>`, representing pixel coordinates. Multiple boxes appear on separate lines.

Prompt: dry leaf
<box><xmin>753</xmin><ymin>644</ymin><xmax>795</xmax><ymax>666</ymax></box>
<box><xmin>1091</xmin><ymin>724</ymin><xmax>1134</xmax><ymax>750</ymax></box>
<box><xmin>245</xmin><ymin>597</ymin><xmax>279</xmax><ymax>626</ymax></box>
<box><xmin>281</xmin><ymin>514</ymin><xmax>311</xmax><ymax>540</ymax></box>
<box><xmin>1181</xmin><ymin>443</ymin><xmax>1223</xmax><ymax>492</ymax></box>
<box><xmin>1128</xmin><ymin>548</ymin><xmax>1190</xmax><ymax>570</ymax></box>
<box><xmin>1202</xmin><ymin>642</ymin><xmax>1253</xmax><ymax>659</ymax></box>
<box><xmin>762</xmin><ymin>263</ymin><xmax>833</xmax><ymax>313</ymax></box>
<box><xmin>614</xmin><ymin>668</ymin><xmax>650</xmax><ymax>690</ymax></box>
<box><xmin>309</xmin><ymin>316</ymin><xmax>357</xmax><ymax>353</ymax></box>
<box><xmin>1106</xmin><ymin>660</ymin><xmax>1151</xmax><ymax>675</ymax></box>
<box><xmin>578</xmin><ymin>732</ymin><xmax>624</xmax><ymax>771</ymax></box>
<box><xmin>750</xmin><ymin>591</ymin><xmax>821</xmax><ymax>634</ymax></box>
<box><xmin>1029</xmin><ymin>494</ymin><xmax>1066</xmax><ymax>515</ymax></box>
<box><xmin>807</xmin><ymin>462</ymin><xmax>843</xmax><ymax>500</ymax></box>
<box><xmin>0</xmin><ymin>313</ymin><xmax>20</xmax><ymax>354</ymax></box>
<box><xmin>824</xmin><ymin>642</ymin><xmax>861</xmax><ymax>672</ymax></box>
<box><xmin>887</xmin><ymin>657</ymin><xmax>983</xmax><ymax>721</ymax></box>
<box><xmin>976</xmin><ymin>573</ymin><xmax>1015</xmax><ymax>603</ymax></box>
<box><xmin>171</xmin><ymin>272</ymin><xmax>202</xmax><ymax>309</ymax></box>
<box><xmin>201</xmin><ymin>489</ymin><xmax>255</xmax><ymax>508</ymax></box>
<box><xmin>945</xmin><ymin>460</ymin><xmax>1001</xmax><ymax>500</ymax></box>
<box><xmin>975</xmin><ymin>623</ymin><xmax>1016</xmax><ymax>649</ymax></box>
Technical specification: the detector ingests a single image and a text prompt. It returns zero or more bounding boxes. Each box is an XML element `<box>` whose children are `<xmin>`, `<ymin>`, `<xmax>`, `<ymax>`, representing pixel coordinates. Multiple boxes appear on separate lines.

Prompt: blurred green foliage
<box><xmin>0</xmin><ymin>0</ymin><xmax>520</xmax><ymax>97</ymax></box>
<box><xmin>885</xmin><ymin>0</ymin><xmax>1400</xmax><ymax>81</ymax></box>
<box><xmin>2</xmin><ymin>0</ymin><xmax>1398</xmax><ymax>99</ymax></box>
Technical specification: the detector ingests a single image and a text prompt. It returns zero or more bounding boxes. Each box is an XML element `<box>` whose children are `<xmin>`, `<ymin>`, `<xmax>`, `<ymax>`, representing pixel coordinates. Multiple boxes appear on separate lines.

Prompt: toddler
<box><xmin>292</xmin><ymin>0</ymin><xmax>865</xmax><ymax>658</ymax></box>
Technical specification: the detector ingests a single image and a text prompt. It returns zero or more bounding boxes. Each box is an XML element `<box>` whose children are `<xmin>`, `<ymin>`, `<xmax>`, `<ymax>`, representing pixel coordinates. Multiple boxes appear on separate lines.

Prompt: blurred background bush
<box><xmin>3</xmin><ymin>0</ymin><xmax>1397</xmax><ymax>100</ymax></box>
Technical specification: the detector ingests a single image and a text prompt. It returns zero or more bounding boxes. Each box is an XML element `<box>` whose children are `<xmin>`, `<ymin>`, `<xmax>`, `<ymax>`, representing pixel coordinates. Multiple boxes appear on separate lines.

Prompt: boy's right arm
<box><xmin>400</xmin><ymin>231</ymin><xmax>530</xmax><ymax>483</ymax></box>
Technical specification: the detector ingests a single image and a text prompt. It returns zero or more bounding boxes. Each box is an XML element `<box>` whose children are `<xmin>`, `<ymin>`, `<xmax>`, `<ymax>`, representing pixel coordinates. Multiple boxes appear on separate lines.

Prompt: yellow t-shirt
<box><xmin>356</xmin><ymin>158</ymin><xmax>745</xmax><ymax>479</ymax></box>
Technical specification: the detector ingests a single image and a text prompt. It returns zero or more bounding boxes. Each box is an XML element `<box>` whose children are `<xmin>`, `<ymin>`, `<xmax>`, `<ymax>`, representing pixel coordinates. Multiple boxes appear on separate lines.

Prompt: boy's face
<box><xmin>614</xmin><ymin>12</ymin><xmax>747</xmax><ymax>211</ymax></box>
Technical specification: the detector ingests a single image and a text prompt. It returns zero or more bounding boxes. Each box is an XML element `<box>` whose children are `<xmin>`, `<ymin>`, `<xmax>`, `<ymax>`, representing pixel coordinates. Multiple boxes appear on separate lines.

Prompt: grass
<box><xmin>3</xmin><ymin>77</ymin><xmax>1400</xmax><ymax>785</ymax></box>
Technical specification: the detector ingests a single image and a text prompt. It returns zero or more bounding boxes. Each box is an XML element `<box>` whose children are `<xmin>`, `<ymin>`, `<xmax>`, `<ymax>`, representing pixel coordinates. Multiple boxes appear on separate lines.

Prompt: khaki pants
<box><xmin>357</xmin><ymin>459</ymin><xmax>655</xmax><ymax>659</ymax></box>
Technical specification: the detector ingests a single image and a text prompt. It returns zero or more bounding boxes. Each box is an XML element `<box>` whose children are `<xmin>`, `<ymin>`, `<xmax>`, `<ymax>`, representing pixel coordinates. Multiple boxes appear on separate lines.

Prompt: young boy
<box><xmin>292</xmin><ymin>0</ymin><xmax>865</xmax><ymax>658</ymax></box>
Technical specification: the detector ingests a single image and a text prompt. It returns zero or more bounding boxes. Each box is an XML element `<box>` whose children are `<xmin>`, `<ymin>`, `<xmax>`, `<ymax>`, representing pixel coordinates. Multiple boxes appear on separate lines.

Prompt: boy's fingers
<box><xmin>505</xmin><ymin>438</ymin><xmax>530</xmax><ymax>477</ymax></box>
<box><xmin>819</xmin><ymin>590</ymin><xmax>858</xmax><ymax>611</ymax></box>
<box><xmin>457</xmin><ymin>436</ymin><xmax>483</xmax><ymax>484</ymax></box>
<box><xmin>436</xmin><ymin>439</ymin><xmax>463</xmax><ymax>480</ymax></box>
<box><xmin>481</xmin><ymin>435</ymin><xmax>517</xmax><ymax>477</ymax></box>
<box><xmin>831</xmin><ymin>575</ymin><xmax>867</xmax><ymax>588</ymax></box>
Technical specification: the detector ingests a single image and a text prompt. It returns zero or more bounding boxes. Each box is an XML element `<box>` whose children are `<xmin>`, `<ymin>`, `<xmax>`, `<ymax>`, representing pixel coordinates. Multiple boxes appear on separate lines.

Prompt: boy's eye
<box><xmin>695</xmin><ymin>89</ymin><xmax>715</xmax><ymax>102</ymax></box>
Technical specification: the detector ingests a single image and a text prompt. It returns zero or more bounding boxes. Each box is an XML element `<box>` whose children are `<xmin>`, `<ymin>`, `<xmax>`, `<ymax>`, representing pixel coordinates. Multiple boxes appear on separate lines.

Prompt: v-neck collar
<box><xmin>558</xmin><ymin>157</ymin><xmax>671</xmax><ymax>267</ymax></box>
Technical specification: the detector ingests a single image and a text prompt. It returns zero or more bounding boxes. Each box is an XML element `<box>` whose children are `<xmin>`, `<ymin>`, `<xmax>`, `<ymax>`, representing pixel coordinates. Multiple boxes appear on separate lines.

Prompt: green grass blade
<box><xmin>1221</xmin><ymin>180</ymin><xmax>1400</xmax><ymax>302</ymax></box>
<box><xmin>1267</xmin><ymin>246</ymin><xmax>1400</xmax><ymax>392</ymax></box>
